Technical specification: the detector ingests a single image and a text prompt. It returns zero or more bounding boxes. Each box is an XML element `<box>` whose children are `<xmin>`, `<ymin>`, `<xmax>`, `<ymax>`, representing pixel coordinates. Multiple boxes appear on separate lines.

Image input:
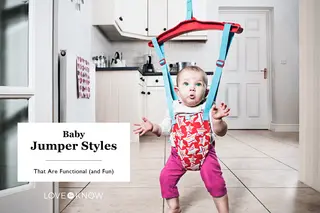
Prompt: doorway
<box><xmin>217</xmin><ymin>8</ymin><xmax>273</xmax><ymax>129</ymax></box>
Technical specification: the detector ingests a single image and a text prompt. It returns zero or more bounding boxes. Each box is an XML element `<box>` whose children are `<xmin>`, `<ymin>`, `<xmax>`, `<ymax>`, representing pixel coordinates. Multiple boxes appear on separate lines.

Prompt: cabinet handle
<box><xmin>147</xmin><ymin>92</ymin><xmax>151</xmax><ymax>95</ymax></box>
<box><xmin>141</xmin><ymin>91</ymin><xmax>145</xmax><ymax>94</ymax></box>
<box><xmin>155</xmin><ymin>79</ymin><xmax>159</xmax><ymax>83</ymax></box>
<box><xmin>145</xmin><ymin>28</ymin><xmax>148</xmax><ymax>31</ymax></box>
<box><xmin>119</xmin><ymin>16</ymin><xmax>123</xmax><ymax>21</ymax></box>
<box><xmin>140</xmin><ymin>77</ymin><xmax>145</xmax><ymax>81</ymax></box>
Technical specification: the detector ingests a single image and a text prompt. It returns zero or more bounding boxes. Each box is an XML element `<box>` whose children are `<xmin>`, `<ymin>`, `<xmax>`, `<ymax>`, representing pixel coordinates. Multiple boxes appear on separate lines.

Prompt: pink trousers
<box><xmin>160</xmin><ymin>145</ymin><xmax>227</xmax><ymax>199</ymax></box>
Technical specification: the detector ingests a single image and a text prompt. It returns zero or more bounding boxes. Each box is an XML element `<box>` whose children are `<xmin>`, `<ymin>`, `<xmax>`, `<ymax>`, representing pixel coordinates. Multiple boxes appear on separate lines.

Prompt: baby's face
<box><xmin>176</xmin><ymin>70</ymin><xmax>206</xmax><ymax>107</ymax></box>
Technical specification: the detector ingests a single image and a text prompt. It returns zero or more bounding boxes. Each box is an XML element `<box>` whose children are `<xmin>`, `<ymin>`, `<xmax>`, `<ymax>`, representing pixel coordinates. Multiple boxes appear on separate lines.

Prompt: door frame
<box><xmin>218</xmin><ymin>7</ymin><xmax>274</xmax><ymax>129</ymax></box>
<box><xmin>0</xmin><ymin>0</ymin><xmax>54</xmax><ymax>212</ymax></box>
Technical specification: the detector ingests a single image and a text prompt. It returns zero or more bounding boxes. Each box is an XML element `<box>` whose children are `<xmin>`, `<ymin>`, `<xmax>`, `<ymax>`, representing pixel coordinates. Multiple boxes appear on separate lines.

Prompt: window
<box><xmin>0</xmin><ymin>0</ymin><xmax>30</xmax><ymax>191</ymax></box>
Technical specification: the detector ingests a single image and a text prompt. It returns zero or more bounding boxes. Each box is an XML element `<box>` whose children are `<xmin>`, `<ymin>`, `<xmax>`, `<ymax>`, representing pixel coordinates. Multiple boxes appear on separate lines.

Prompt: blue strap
<box><xmin>203</xmin><ymin>24</ymin><xmax>234</xmax><ymax>120</ymax></box>
<box><xmin>186</xmin><ymin>0</ymin><xmax>193</xmax><ymax>20</ymax></box>
<box><xmin>151</xmin><ymin>38</ymin><xmax>177</xmax><ymax>124</ymax></box>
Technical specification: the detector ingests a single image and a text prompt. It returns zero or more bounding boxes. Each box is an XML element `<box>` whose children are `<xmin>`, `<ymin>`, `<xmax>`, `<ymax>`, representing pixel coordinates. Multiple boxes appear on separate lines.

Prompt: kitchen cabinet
<box><xmin>92</xmin><ymin>0</ymin><xmax>148</xmax><ymax>40</ymax></box>
<box><xmin>148</xmin><ymin>0</ymin><xmax>168</xmax><ymax>37</ymax></box>
<box><xmin>167</xmin><ymin>0</ymin><xmax>187</xmax><ymax>39</ymax></box>
<box><xmin>138</xmin><ymin>76</ymin><xmax>168</xmax><ymax>137</ymax></box>
<box><xmin>143</xmin><ymin>76</ymin><xmax>176</xmax><ymax>127</ymax></box>
<box><xmin>92</xmin><ymin>0</ymin><xmax>207</xmax><ymax>41</ymax></box>
<box><xmin>115</xmin><ymin>0</ymin><xmax>148</xmax><ymax>36</ymax></box>
<box><xmin>95</xmin><ymin>70</ymin><xmax>145</xmax><ymax>143</ymax></box>
<box><xmin>168</xmin><ymin>0</ymin><xmax>207</xmax><ymax>38</ymax></box>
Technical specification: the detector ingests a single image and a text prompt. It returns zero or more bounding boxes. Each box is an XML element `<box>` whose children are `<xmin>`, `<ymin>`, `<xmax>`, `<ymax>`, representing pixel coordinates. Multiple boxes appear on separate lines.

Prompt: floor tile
<box><xmin>226</xmin><ymin>132</ymin><xmax>299</xmax><ymax>158</ymax></box>
<box><xmin>59</xmin><ymin>187</ymin><xmax>85</xmax><ymax>212</ymax></box>
<box><xmin>88</xmin><ymin>169</ymin><xmax>161</xmax><ymax>188</ymax></box>
<box><xmin>276</xmin><ymin>157</ymin><xmax>299</xmax><ymax>170</ymax></box>
<box><xmin>220</xmin><ymin>157</ymin><xmax>293</xmax><ymax>170</ymax></box>
<box><xmin>218</xmin><ymin>159</ymin><xmax>228</xmax><ymax>169</ymax></box>
<box><xmin>232</xmin><ymin>170</ymin><xmax>308</xmax><ymax>188</ymax></box>
<box><xmin>256</xmin><ymin>145</ymin><xmax>299</xmax><ymax>159</ymax></box>
<box><xmin>59</xmin><ymin>182</ymin><xmax>89</xmax><ymax>188</ymax></box>
<box><xmin>140</xmin><ymin>135</ymin><xmax>166</xmax><ymax>143</ymax></box>
<box><xmin>131</xmin><ymin>157</ymin><xmax>164</xmax><ymax>170</ymax></box>
<box><xmin>61</xmin><ymin>187</ymin><xmax>163</xmax><ymax>213</ymax></box>
<box><xmin>59</xmin><ymin>130</ymin><xmax>316</xmax><ymax>213</ymax></box>
<box><xmin>164</xmin><ymin>188</ymin><xmax>268</xmax><ymax>213</ymax></box>
<box><xmin>215</xmin><ymin>146</ymin><xmax>268</xmax><ymax>158</ymax></box>
<box><xmin>250</xmin><ymin>188</ymin><xmax>320</xmax><ymax>213</ymax></box>
<box><xmin>228</xmin><ymin>130</ymin><xmax>299</xmax><ymax>148</ymax></box>
<box><xmin>131</xmin><ymin>141</ymin><xmax>165</xmax><ymax>159</ymax></box>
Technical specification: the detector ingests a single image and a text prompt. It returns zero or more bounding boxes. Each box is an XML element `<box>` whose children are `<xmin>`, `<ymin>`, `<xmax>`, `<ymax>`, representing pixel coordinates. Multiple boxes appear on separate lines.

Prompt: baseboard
<box><xmin>270</xmin><ymin>123</ymin><xmax>299</xmax><ymax>132</ymax></box>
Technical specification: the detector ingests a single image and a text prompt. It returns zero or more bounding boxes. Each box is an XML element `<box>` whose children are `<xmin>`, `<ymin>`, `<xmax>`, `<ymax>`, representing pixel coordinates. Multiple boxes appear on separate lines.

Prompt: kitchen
<box><xmin>0</xmin><ymin>0</ymin><xmax>319</xmax><ymax>213</ymax></box>
<box><xmin>89</xmin><ymin>0</ymin><xmax>319</xmax><ymax>212</ymax></box>
<box><xmin>93</xmin><ymin>0</ymin><xmax>299</xmax><ymax>139</ymax></box>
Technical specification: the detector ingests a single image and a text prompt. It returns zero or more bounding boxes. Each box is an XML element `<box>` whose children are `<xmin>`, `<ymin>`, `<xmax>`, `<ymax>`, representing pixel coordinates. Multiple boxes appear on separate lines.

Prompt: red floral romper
<box><xmin>170</xmin><ymin>111</ymin><xmax>212</xmax><ymax>171</ymax></box>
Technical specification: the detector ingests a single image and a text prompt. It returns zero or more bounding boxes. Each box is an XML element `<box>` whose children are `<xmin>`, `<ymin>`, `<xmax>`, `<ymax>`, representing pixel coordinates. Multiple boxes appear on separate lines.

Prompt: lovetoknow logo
<box><xmin>43</xmin><ymin>191</ymin><xmax>104</xmax><ymax>200</ymax></box>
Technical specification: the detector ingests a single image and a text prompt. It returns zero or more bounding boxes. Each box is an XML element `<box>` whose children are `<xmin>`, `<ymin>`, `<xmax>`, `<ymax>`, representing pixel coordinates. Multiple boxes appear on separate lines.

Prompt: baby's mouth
<box><xmin>189</xmin><ymin>94</ymin><xmax>195</xmax><ymax>99</ymax></box>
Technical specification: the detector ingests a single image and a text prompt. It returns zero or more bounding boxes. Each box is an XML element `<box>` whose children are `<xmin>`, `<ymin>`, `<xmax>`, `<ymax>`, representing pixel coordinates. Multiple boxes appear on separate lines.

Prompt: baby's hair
<box><xmin>176</xmin><ymin>65</ymin><xmax>208</xmax><ymax>86</ymax></box>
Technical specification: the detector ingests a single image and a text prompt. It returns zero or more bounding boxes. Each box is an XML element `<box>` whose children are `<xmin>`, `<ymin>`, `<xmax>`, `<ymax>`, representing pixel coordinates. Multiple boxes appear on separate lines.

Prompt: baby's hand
<box><xmin>211</xmin><ymin>102</ymin><xmax>230</xmax><ymax>120</ymax></box>
<box><xmin>133</xmin><ymin>117</ymin><xmax>153</xmax><ymax>136</ymax></box>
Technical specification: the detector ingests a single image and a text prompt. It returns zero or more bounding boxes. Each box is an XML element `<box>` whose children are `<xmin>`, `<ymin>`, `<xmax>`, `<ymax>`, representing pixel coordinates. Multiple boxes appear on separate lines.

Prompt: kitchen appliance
<box><xmin>176</xmin><ymin>61</ymin><xmax>196</xmax><ymax>71</ymax></box>
<box><xmin>142</xmin><ymin>55</ymin><xmax>155</xmax><ymax>73</ymax></box>
<box><xmin>59</xmin><ymin>50</ymin><xmax>96</xmax><ymax>122</ymax></box>
<box><xmin>111</xmin><ymin>51</ymin><xmax>126</xmax><ymax>67</ymax></box>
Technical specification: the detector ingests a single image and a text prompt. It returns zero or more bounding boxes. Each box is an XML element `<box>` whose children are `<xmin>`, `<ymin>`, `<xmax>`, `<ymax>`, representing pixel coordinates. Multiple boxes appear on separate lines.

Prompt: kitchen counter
<box><xmin>96</xmin><ymin>67</ymin><xmax>141</xmax><ymax>71</ymax></box>
<box><xmin>96</xmin><ymin>67</ymin><xmax>214</xmax><ymax>76</ymax></box>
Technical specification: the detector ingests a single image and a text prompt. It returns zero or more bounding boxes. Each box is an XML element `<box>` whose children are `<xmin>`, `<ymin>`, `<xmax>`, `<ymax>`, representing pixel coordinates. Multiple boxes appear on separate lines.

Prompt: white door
<box><xmin>217</xmin><ymin>10</ymin><xmax>270</xmax><ymax>129</ymax></box>
<box><xmin>0</xmin><ymin>1</ymin><xmax>54</xmax><ymax>213</ymax></box>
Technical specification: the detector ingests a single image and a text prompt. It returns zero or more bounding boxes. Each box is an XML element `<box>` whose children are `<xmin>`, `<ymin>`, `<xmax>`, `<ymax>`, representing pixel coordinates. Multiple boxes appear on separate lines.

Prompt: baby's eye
<box><xmin>196</xmin><ymin>83</ymin><xmax>202</xmax><ymax>86</ymax></box>
<box><xmin>183</xmin><ymin>82</ymin><xmax>189</xmax><ymax>86</ymax></box>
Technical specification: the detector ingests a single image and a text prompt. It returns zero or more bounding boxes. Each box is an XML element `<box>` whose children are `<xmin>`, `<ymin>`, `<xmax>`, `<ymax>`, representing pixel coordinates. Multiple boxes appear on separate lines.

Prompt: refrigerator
<box><xmin>58</xmin><ymin>50</ymin><xmax>96</xmax><ymax>123</ymax></box>
<box><xmin>56</xmin><ymin>50</ymin><xmax>96</xmax><ymax>195</ymax></box>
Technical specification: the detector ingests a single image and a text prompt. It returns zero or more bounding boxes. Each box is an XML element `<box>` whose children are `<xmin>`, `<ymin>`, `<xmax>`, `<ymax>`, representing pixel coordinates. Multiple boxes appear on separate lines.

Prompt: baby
<box><xmin>134</xmin><ymin>66</ymin><xmax>230</xmax><ymax>213</ymax></box>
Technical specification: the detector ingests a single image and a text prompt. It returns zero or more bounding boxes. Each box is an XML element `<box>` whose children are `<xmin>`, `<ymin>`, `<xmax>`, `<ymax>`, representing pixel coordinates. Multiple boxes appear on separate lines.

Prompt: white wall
<box><xmin>111</xmin><ymin>0</ymin><xmax>299</xmax><ymax>129</ymax></box>
<box><xmin>57</xmin><ymin>0</ymin><xmax>113</xmax><ymax>70</ymax></box>
<box><xmin>92</xmin><ymin>26</ymin><xmax>114</xmax><ymax>57</ymax></box>
<box><xmin>299</xmin><ymin>0</ymin><xmax>320</xmax><ymax>192</ymax></box>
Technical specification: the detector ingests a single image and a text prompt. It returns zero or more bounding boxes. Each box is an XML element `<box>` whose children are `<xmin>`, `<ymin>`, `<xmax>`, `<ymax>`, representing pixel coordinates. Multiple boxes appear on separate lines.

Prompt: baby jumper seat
<box><xmin>148</xmin><ymin>0</ymin><xmax>243</xmax><ymax>171</ymax></box>
<box><xmin>171</xmin><ymin>111</ymin><xmax>212</xmax><ymax>171</ymax></box>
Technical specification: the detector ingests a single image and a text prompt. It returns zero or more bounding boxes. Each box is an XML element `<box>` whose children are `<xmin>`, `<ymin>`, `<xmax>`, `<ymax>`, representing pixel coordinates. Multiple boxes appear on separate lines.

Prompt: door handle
<box><xmin>261</xmin><ymin>68</ymin><xmax>267</xmax><ymax>79</ymax></box>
